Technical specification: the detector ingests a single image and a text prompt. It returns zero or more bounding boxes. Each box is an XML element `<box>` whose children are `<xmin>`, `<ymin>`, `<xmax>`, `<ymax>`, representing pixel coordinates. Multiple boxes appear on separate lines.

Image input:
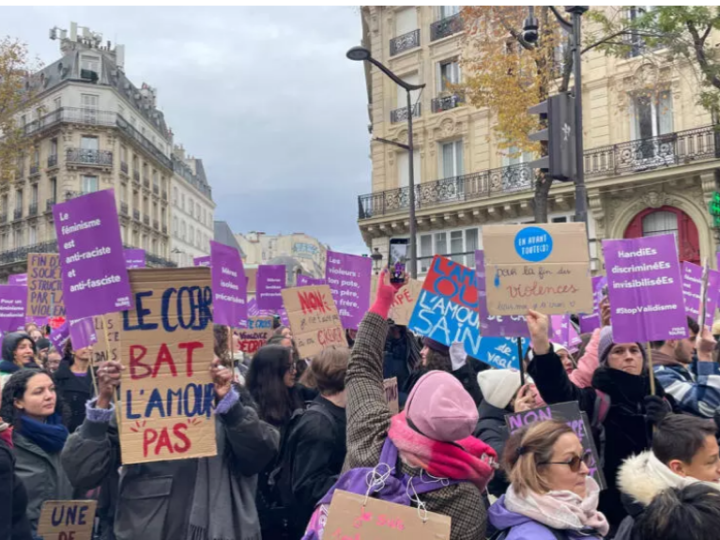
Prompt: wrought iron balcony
<box><xmin>143</xmin><ymin>215</ymin><xmax>150</xmax><ymax>225</ymax></box>
<box><xmin>28</xmin><ymin>203</ymin><xmax>37</xmax><ymax>217</ymax></box>
<box><xmin>29</xmin><ymin>165</ymin><xmax>40</xmax><ymax>177</ymax></box>
<box><xmin>133</xmin><ymin>209</ymin><xmax>140</xmax><ymax>220</ymax></box>
<box><xmin>66</xmin><ymin>148</ymin><xmax>113</xmax><ymax>167</ymax></box>
<box><xmin>120</xmin><ymin>202</ymin><xmax>128</xmax><ymax>216</ymax></box>
<box><xmin>144</xmin><ymin>251</ymin><xmax>177</xmax><ymax>268</ymax></box>
<box><xmin>47</xmin><ymin>154</ymin><xmax>58</xmax><ymax>168</ymax></box>
<box><xmin>390</xmin><ymin>103</ymin><xmax>421</xmax><ymax>124</ymax></box>
<box><xmin>152</xmin><ymin>185</ymin><xmax>159</xmax><ymax>195</ymax></box>
<box><xmin>116</xmin><ymin>115</ymin><xmax>173</xmax><ymax>170</ymax></box>
<box><xmin>13</xmin><ymin>209</ymin><xmax>22</xmax><ymax>221</ymax></box>
<box><xmin>120</xmin><ymin>161</ymin><xmax>129</xmax><ymax>175</ymax></box>
<box><xmin>46</xmin><ymin>198</ymin><xmax>55</xmax><ymax>212</ymax></box>
<box><xmin>390</xmin><ymin>29</ymin><xmax>420</xmax><ymax>56</ymax></box>
<box><xmin>432</xmin><ymin>93</ymin><xmax>465</xmax><ymax>113</ymax></box>
<box><xmin>430</xmin><ymin>13</ymin><xmax>463</xmax><ymax>42</ymax></box>
<box><xmin>358</xmin><ymin>124</ymin><xmax>720</xmax><ymax>220</ymax></box>
<box><xmin>0</xmin><ymin>240</ymin><xmax>58</xmax><ymax>266</ymax></box>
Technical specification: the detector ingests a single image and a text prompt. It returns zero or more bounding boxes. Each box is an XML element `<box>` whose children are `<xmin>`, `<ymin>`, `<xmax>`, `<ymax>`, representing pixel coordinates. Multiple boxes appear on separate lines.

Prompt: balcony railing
<box><xmin>116</xmin><ymin>115</ymin><xmax>173</xmax><ymax>170</ymax></box>
<box><xmin>13</xmin><ymin>209</ymin><xmax>22</xmax><ymax>221</ymax></box>
<box><xmin>47</xmin><ymin>154</ymin><xmax>58</xmax><ymax>168</ymax></box>
<box><xmin>430</xmin><ymin>13</ymin><xmax>463</xmax><ymax>41</ymax></box>
<box><xmin>28</xmin><ymin>203</ymin><xmax>37</xmax><ymax>217</ymax></box>
<box><xmin>29</xmin><ymin>165</ymin><xmax>40</xmax><ymax>177</ymax></box>
<box><xmin>46</xmin><ymin>198</ymin><xmax>55</xmax><ymax>212</ymax></box>
<box><xmin>390</xmin><ymin>103</ymin><xmax>421</xmax><ymax>124</ymax></box>
<box><xmin>133</xmin><ymin>209</ymin><xmax>140</xmax><ymax>220</ymax></box>
<box><xmin>390</xmin><ymin>29</ymin><xmax>420</xmax><ymax>56</ymax></box>
<box><xmin>358</xmin><ymin>124</ymin><xmax>720</xmax><ymax>220</ymax></box>
<box><xmin>66</xmin><ymin>148</ymin><xmax>113</xmax><ymax>167</ymax></box>
<box><xmin>120</xmin><ymin>161</ymin><xmax>129</xmax><ymax>175</ymax></box>
<box><xmin>0</xmin><ymin>240</ymin><xmax>58</xmax><ymax>266</ymax></box>
<box><xmin>431</xmin><ymin>93</ymin><xmax>465</xmax><ymax>113</ymax></box>
<box><xmin>120</xmin><ymin>202</ymin><xmax>128</xmax><ymax>216</ymax></box>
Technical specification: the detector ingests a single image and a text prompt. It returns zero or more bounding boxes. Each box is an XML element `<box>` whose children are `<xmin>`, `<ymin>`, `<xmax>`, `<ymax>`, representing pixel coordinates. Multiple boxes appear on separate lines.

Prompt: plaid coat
<box><xmin>344</xmin><ymin>312</ymin><xmax>487</xmax><ymax>540</ymax></box>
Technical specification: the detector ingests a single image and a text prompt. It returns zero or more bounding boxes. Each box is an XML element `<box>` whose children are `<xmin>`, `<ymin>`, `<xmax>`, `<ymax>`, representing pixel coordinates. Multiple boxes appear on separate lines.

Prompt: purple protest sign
<box><xmin>474</xmin><ymin>250</ymin><xmax>529</xmax><ymax>338</ymax></box>
<box><xmin>0</xmin><ymin>286</ymin><xmax>27</xmax><ymax>332</ymax></box>
<box><xmin>325</xmin><ymin>251</ymin><xmax>372</xmax><ymax>330</ymax></box>
<box><xmin>8</xmin><ymin>273</ymin><xmax>27</xmax><ymax>286</ymax></box>
<box><xmin>69</xmin><ymin>317</ymin><xmax>97</xmax><ymax>350</ymax></box>
<box><xmin>124</xmin><ymin>249</ymin><xmax>146</xmax><ymax>269</ymax></box>
<box><xmin>194</xmin><ymin>256</ymin><xmax>211</xmax><ymax>267</ymax></box>
<box><xmin>210</xmin><ymin>241</ymin><xmax>247</xmax><ymax>327</ymax></box>
<box><xmin>550</xmin><ymin>314</ymin><xmax>582</xmax><ymax>352</ymax></box>
<box><xmin>579</xmin><ymin>276</ymin><xmax>606</xmax><ymax>333</ymax></box>
<box><xmin>682</xmin><ymin>262</ymin><xmax>720</xmax><ymax>327</ymax></box>
<box><xmin>297</xmin><ymin>275</ymin><xmax>326</xmax><ymax>287</ymax></box>
<box><xmin>49</xmin><ymin>321</ymin><xmax>70</xmax><ymax>351</ymax></box>
<box><xmin>257</xmin><ymin>265</ymin><xmax>286</xmax><ymax>311</ymax></box>
<box><xmin>53</xmin><ymin>190</ymin><xmax>132</xmax><ymax>320</ymax></box>
<box><xmin>603</xmin><ymin>235</ymin><xmax>687</xmax><ymax>343</ymax></box>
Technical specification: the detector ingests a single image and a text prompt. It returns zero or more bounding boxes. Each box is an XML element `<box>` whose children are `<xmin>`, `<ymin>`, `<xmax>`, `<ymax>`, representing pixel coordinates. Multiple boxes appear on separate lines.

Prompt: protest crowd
<box><xmin>3</xmin><ymin>192</ymin><xmax>720</xmax><ymax>540</ymax></box>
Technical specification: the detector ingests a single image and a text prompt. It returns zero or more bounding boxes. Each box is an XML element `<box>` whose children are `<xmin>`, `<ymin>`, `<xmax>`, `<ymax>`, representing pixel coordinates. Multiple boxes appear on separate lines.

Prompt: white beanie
<box><xmin>450</xmin><ymin>342</ymin><xmax>467</xmax><ymax>371</ymax></box>
<box><xmin>477</xmin><ymin>369</ymin><xmax>525</xmax><ymax>410</ymax></box>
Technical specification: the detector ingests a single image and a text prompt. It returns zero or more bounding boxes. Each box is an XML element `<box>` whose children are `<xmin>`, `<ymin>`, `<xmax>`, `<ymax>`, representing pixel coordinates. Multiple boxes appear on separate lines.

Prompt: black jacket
<box><xmin>53</xmin><ymin>360</ymin><xmax>94</xmax><ymax>433</ymax></box>
<box><xmin>528</xmin><ymin>348</ymin><xmax>677</xmax><ymax>531</ymax></box>
<box><xmin>473</xmin><ymin>400</ymin><xmax>510</xmax><ymax>497</ymax></box>
<box><xmin>0</xmin><ymin>438</ymin><xmax>32</xmax><ymax>540</ymax></box>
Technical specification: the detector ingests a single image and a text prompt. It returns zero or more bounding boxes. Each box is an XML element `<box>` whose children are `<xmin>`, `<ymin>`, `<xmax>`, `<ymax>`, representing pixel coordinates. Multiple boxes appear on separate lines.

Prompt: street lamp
<box><xmin>371</xmin><ymin>247</ymin><xmax>383</xmax><ymax>275</ymax></box>
<box><xmin>347</xmin><ymin>46</ymin><xmax>425</xmax><ymax>279</ymax></box>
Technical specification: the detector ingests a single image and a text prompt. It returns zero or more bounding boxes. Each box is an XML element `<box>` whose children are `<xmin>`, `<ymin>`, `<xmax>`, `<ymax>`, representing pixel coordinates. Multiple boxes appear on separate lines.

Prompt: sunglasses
<box><xmin>539</xmin><ymin>452</ymin><xmax>593</xmax><ymax>472</ymax></box>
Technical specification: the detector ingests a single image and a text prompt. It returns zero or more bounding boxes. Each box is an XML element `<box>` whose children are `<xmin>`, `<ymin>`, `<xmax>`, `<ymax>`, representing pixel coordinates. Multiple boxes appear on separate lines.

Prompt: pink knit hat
<box><xmin>405</xmin><ymin>370</ymin><xmax>478</xmax><ymax>442</ymax></box>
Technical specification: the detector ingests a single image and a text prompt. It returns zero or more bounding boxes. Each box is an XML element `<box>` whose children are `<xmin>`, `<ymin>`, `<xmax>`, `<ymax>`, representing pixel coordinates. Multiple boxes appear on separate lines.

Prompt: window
<box><xmin>32</xmin><ymin>147</ymin><xmax>39</xmax><ymax>167</ymax></box>
<box><xmin>395</xmin><ymin>7</ymin><xmax>418</xmax><ymax>36</ymax></box>
<box><xmin>81</xmin><ymin>136</ymin><xmax>99</xmax><ymax>151</ymax></box>
<box><xmin>120</xmin><ymin>146</ymin><xmax>127</xmax><ymax>162</ymax></box>
<box><xmin>80</xmin><ymin>54</ymin><xmax>100</xmax><ymax>74</ymax></box>
<box><xmin>50</xmin><ymin>138</ymin><xmax>58</xmax><ymax>158</ymax></box>
<box><xmin>502</xmin><ymin>145</ymin><xmax>535</xmax><ymax>167</ymax></box>
<box><xmin>1</xmin><ymin>234</ymin><xmax>6</xmax><ymax>251</ymax></box>
<box><xmin>195</xmin><ymin>203</ymin><xmax>200</xmax><ymax>217</ymax></box>
<box><xmin>53</xmin><ymin>97</ymin><xmax>61</xmax><ymax>111</ymax></box>
<box><xmin>465</xmin><ymin>228</ymin><xmax>478</xmax><ymax>267</ymax></box>
<box><xmin>435</xmin><ymin>232</ymin><xmax>447</xmax><ymax>257</ymax></box>
<box><xmin>419</xmin><ymin>228</ymin><xmax>480</xmax><ymax>273</ymax></box>
<box><xmin>152</xmin><ymin>239</ymin><xmax>157</xmax><ymax>255</ymax></box>
<box><xmin>397</xmin><ymin>72</ymin><xmax>421</xmax><ymax>109</ymax></box>
<box><xmin>450</xmin><ymin>231</ymin><xmax>464</xmax><ymax>264</ymax></box>
<box><xmin>397</xmin><ymin>150</ymin><xmax>421</xmax><ymax>189</ymax></box>
<box><xmin>189</xmin><ymin>198</ymin><xmax>194</xmax><ymax>217</ymax></box>
<box><xmin>642</xmin><ymin>211</ymin><xmax>678</xmax><ymax>240</ymax></box>
<box><xmin>152</xmin><ymin>169</ymin><xmax>158</xmax><ymax>187</ymax></box>
<box><xmin>438</xmin><ymin>6</ymin><xmax>460</xmax><ymax>19</ymax></box>
<box><xmin>181</xmin><ymin>194</ymin><xmax>185</xmax><ymax>211</ymax></box>
<box><xmin>29</xmin><ymin>225</ymin><xmax>37</xmax><ymax>245</ymax></box>
<box><xmin>15</xmin><ymin>190</ymin><xmax>22</xmax><ymax>212</ymax></box>
<box><xmin>173</xmin><ymin>216</ymin><xmax>178</xmax><ymax>235</ymax></box>
<box><xmin>81</xmin><ymin>175</ymin><xmax>98</xmax><ymax>193</ymax></box>
<box><xmin>142</xmin><ymin>234</ymin><xmax>149</xmax><ymax>250</ymax></box>
<box><xmin>49</xmin><ymin>178</ymin><xmax>57</xmax><ymax>201</ymax></box>
<box><xmin>161</xmin><ymin>208</ymin><xmax>166</xmax><ymax>226</ymax></box>
<box><xmin>437</xmin><ymin>59</ymin><xmax>460</xmax><ymax>93</ymax></box>
<box><xmin>181</xmin><ymin>221</ymin><xmax>186</xmax><ymax>240</ymax></box>
<box><xmin>120</xmin><ymin>184</ymin><xmax>127</xmax><ymax>202</ymax></box>
<box><xmin>81</xmin><ymin>94</ymin><xmax>99</xmax><ymax>123</ymax></box>
<box><xmin>631</xmin><ymin>90</ymin><xmax>673</xmax><ymax>164</ymax></box>
<box><xmin>190</xmin><ymin>227</ymin><xmax>195</xmax><ymax>245</ymax></box>
<box><xmin>441</xmin><ymin>140</ymin><xmax>464</xmax><ymax>178</ymax></box>
<box><xmin>13</xmin><ymin>229</ymin><xmax>23</xmax><ymax>249</ymax></box>
<box><xmin>627</xmin><ymin>7</ymin><xmax>649</xmax><ymax>57</ymax></box>
<box><xmin>173</xmin><ymin>187</ymin><xmax>178</xmax><ymax>205</ymax></box>
<box><xmin>31</xmin><ymin>185</ymin><xmax>38</xmax><ymax>205</ymax></box>
<box><xmin>1</xmin><ymin>195</ymin><xmax>7</xmax><ymax>214</ymax></box>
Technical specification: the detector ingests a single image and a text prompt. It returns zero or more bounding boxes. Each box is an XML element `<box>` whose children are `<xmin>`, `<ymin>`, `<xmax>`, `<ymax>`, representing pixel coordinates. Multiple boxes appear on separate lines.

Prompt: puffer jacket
<box><xmin>345</xmin><ymin>312</ymin><xmax>487</xmax><ymax>540</ymax></box>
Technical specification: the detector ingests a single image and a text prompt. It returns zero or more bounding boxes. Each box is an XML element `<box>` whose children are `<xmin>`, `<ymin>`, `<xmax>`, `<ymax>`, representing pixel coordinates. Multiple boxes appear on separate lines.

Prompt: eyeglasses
<box><xmin>539</xmin><ymin>453</ymin><xmax>593</xmax><ymax>472</ymax></box>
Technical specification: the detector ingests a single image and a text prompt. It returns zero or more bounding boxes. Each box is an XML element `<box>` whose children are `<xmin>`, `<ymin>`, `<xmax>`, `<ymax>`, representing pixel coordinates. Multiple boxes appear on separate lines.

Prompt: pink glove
<box><xmin>370</xmin><ymin>269</ymin><xmax>403</xmax><ymax>319</ymax></box>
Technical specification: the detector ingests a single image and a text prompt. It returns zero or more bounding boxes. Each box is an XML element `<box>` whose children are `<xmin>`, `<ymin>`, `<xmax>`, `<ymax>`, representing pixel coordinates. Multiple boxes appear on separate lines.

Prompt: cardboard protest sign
<box><xmin>482</xmin><ymin>223</ymin><xmax>593</xmax><ymax>315</ymax></box>
<box><xmin>68</xmin><ymin>317</ymin><xmax>97</xmax><ymax>350</ymax></box>
<box><xmin>369</xmin><ymin>277</ymin><xmax>424</xmax><ymax>326</ymax></box>
<box><xmin>27</xmin><ymin>253</ymin><xmax>65</xmax><ymax>318</ymax></box>
<box><xmin>0</xmin><ymin>285</ymin><xmax>27</xmax><ymax>332</ymax></box>
<box><xmin>53</xmin><ymin>190</ymin><xmax>132</xmax><ymax>320</ymax></box>
<box><xmin>93</xmin><ymin>313</ymin><xmax>121</xmax><ymax>364</ymax></box>
<box><xmin>297</xmin><ymin>274</ymin><xmax>326</xmax><ymax>287</ymax></box>
<box><xmin>37</xmin><ymin>500</ymin><xmax>97</xmax><ymax>540</ymax></box>
<box><xmin>476</xmin><ymin>336</ymin><xmax>528</xmax><ymax>370</ymax></box>
<box><xmin>257</xmin><ymin>265</ymin><xmax>286</xmax><ymax>311</ymax></box>
<box><xmin>603</xmin><ymin>235</ymin><xmax>687</xmax><ymax>343</ymax></box>
<box><xmin>281</xmin><ymin>285</ymin><xmax>347</xmax><ymax>359</ymax></box>
<box><xmin>325</xmin><ymin>251</ymin><xmax>372</xmax><ymax>330</ymax></box>
<box><xmin>8</xmin><ymin>273</ymin><xmax>27</xmax><ymax>285</ymax></box>
<box><xmin>210</xmin><ymin>240</ymin><xmax>247</xmax><ymax>327</ymax></box>
<box><xmin>682</xmin><ymin>262</ymin><xmax>719</xmax><ymax>327</ymax></box>
<box><xmin>237</xmin><ymin>316</ymin><xmax>274</xmax><ymax>356</ymax></box>
<box><xmin>124</xmin><ymin>249</ymin><xmax>146</xmax><ymax>269</ymax></box>
<box><xmin>120</xmin><ymin>268</ymin><xmax>216</xmax><ymax>464</ymax></box>
<box><xmin>475</xmin><ymin>250</ymin><xmax>529</xmax><ymax>337</ymax></box>
<box><xmin>407</xmin><ymin>256</ymin><xmax>483</xmax><ymax>358</ymax></box>
<box><xmin>384</xmin><ymin>377</ymin><xmax>399</xmax><ymax>415</ymax></box>
<box><xmin>194</xmin><ymin>256</ymin><xmax>211</xmax><ymax>267</ymax></box>
<box><xmin>505</xmin><ymin>401</ymin><xmax>606</xmax><ymax>489</ymax></box>
<box><xmin>323</xmin><ymin>489</ymin><xmax>451</xmax><ymax>540</ymax></box>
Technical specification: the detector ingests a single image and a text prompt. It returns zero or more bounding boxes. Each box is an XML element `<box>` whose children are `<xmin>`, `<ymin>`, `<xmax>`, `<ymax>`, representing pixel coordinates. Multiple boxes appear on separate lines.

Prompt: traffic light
<box><xmin>528</xmin><ymin>92</ymin><xmax>577</xmax><ymax>182</ymax></box>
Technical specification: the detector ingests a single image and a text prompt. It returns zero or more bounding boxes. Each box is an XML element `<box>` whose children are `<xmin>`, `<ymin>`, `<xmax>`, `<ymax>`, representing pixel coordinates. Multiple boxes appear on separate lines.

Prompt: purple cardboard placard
<box><xmin>603</xmin><ymin>235</ymin><xmax>688</xmax><ymax>343</ymax></box>
<box><xmin>68</xmin><ymin>317</ymin><xmax>97</xmax><ymax>350</ymax></box>
<box><xmin>53</xmin><ymin>190</ymin><xmax>132</xmax><ymax>319</ymax></box>
<box><xmin>8</xmin><ymin>273</ymin><xmax>27</xmax><ymax>286</ymax></box>
<box><xmin>325</xmin><ymin>251</ymin><xmax>372</xmax><ymax>330</ymax></box>
<box><xmin>210</xmin><ymin>241</ymin><xmax>247</xmax><ymax>327</ymax></box>
<box><xmin>0</xmin><ymin>286</ymin><xmax>27</xmax><ymax>332</ymax></box>
<box><xmin>297</xmin><ymin>275</ymin><xmax>326</xmax><ymax>287</ymax></box>
<box><xmin>257</xmin><ymin>265</ymin><xmax>286</xmax><ymax>311</ymax></box>
<box><xmin>475</xmin><ymin>250</ymin><xmax>529</xmax><ymax>338</ymax></box>
<box><xmin>124</xmin><ymin>249</ymin><xmax>146</xmax><ymax>269</ymax></box>
<box><xmin>194</xmin><ymin>256</ymin><xmax>211</xmax><ymax>267</ymax></box>
<box><xmin>49</xmin><ymin>321</ymin><xmax>70</xmax><ymax>351</ymax></box>
<box><xmin>682</xmin><ymin>262</ymin><xmax>720</xmax><ymax>327</ymax></box>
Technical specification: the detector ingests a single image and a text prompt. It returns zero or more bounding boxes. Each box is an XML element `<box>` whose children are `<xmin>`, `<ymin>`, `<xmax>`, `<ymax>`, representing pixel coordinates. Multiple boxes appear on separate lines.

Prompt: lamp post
<box><xmin>371</xmin><ymin>247</ymin><xmax>383</xmax><ymax>275</ymax></box>
<box><xmin>347</xmin><ymin>46</ymin><xmax>425</xmax><ymax>279</ymax></box>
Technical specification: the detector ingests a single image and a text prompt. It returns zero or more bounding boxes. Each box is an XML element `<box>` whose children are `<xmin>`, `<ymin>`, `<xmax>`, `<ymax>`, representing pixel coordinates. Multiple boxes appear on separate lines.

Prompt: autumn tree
<box><xmin>0</xmin><ymin>37</ymin><xmax>40</xmax><ymax>183</ymax></box>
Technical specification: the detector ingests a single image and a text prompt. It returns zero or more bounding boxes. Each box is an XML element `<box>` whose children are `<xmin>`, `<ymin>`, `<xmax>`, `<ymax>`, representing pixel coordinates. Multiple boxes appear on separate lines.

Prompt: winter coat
<box><xmin>0</xmin><ymin>333</ymin><xmax>38</xmax><ymax>395</ymax></box>
<box><xmin>289</xmin><ymin>395</ymin><xmax>347</xmax><ymax>536</ymax></box>
<box><xmin>488</xmin><ymin>495</ymin><xmax>604</xmax><ymax>540</ymax></box>
<box><xmin>13</xmin><ymin>431</ymin><xmax>73</xmax><ymax>533</ymax></box>
<box><xmin>53</xmin><ymin>360</ymin><xmax>94</xmax><ymax>433</ymax></box>
<box><xmin>346</xmin><ymin>311</ymin><xmax>487</xmax><ymax>540</ymax></box>
<box><xmin>652</xmin><ymin>350</ymin><xmax>720</xmax><ymax>418</ymax></box>
<box><xmin>383</xmin><ymin>328</ymin><xmax>421</xmax><ymax>404</ymax></box>
<box><xmin>62</xmin><ymin>391</ymin><xmax>279</xmax><ymax>540</ymax></box>
<box><xmin>568</xmin><ymin>327</ymin><xmax>600</xmax><ymax>389</ymax></box>
<box><xmin>473</xmin><ymin>400</ymin><xmax>510</xmax><ymax>497</ymax></box>
<box><xmin>527</xmin><ymin>347</ymin><xmax>676</xmax><ymax>530</ymax></box>
<box><xmin>0</xmin><ymin>438</ymin><xmax>33</xmax><ymax>540</ymax></box>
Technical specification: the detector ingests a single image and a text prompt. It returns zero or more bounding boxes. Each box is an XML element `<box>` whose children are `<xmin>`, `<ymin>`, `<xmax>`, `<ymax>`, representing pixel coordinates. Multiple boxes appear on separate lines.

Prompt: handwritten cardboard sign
<box><xmin>37</xmin><ymin>500</ymin><xmax>97</xmax><ymax>540</ymax></box>
<box><xmin>384</xmin><ymin>377</ymin><xmax>399</xmax><ymax>415</ymax></box>
<box><xmin>237</xmin><ymin>316</ymin><xmax>274</xmax><ymax>356</ymax></box>
<box><xmin>27</xmin><ymin>253</ymin><xmax>65</xmax><ymax>318</ymax></box>
<box><xmin>483</xmin><ymin>223</ymin><xmax>593</xmax><ymax>315</ymax></box>
<box><xmin>93</xmin><ymin>313</ymin><xmax>121</xmax><ymax>364</ymax></box>
<box><xmin>281</xmin><ymin>285</ymin><xmax>347</xmax><ymax>359</ymax></box>
<box><xmin>475</xmin><ymin>250</ymin><xmax>529</xmax><ymax>338</ymax></box>
<box><xmin>505</xmin><ymin>401</ymin><xmax>606</xmax><ymax>489</ymax></box>
<box><xmin>119</xmin><ymin>268</ymin><xmax>216</xmax><ymax>465</ymax></box>
<box><xmin>323</xmin><ymin>489</ymin><xmax>451</xmax><ymax>540</ymax></box>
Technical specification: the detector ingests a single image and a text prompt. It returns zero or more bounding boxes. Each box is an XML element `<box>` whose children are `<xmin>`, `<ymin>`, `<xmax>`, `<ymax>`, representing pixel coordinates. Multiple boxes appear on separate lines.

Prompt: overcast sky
<box><xmin>2</xmin><ymin>6</ymin><xmax>370</xmax><ymax>254</ymax></box>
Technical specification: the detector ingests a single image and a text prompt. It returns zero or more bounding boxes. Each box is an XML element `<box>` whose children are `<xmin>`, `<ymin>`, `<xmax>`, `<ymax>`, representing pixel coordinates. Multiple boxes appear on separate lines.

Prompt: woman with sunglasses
<box><xmin>489</xmin><ymin>420</ymin><xmax>609</xmax><ymax>539</ymax></box>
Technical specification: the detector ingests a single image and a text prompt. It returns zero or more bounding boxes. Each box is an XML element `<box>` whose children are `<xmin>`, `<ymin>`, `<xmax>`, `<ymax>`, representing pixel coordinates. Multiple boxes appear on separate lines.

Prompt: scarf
<box><xmin>505</xmin><ymin>477</ymin><xmax>610</xmax><ymax>536</ymax></box>
<box><xmin>0</xmin><ymin>423</ymin><xmax>12</xmax><ymax>448</ymax></box>
<box><xmin>387</xmin><ymin>412</ymin><xmax>497</xmax><ymax>492</ymax></box>
<box><xmin>18</xmin><ymin>413</ymin><xmax>69</xmax><ymax>454</ymax></box>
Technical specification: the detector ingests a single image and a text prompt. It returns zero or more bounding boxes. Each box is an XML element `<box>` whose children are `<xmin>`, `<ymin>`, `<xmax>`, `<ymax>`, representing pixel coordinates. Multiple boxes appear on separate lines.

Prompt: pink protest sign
<box><xmin>210</xmin><ymin>241</ymin><xmax>247</xmax><ymax>327</ymax></box>
<box><xmin>603</xmin><ymin>235</ymin><xmax>687</xmax><ymax>343</ymax></box>
<box><xmin>325</xmin><ymin>251</ymin><xmax>372</xmax><ymax>330</ymax></box>
<box><xmin>53</xmin><ymin>190</ymin><xmax>132</xmax><ymax>319</ymax></box>
<box><xmin>257</xmin><ymin>265</ymin><xmax>286</xmax><ymax>311</ymax></box>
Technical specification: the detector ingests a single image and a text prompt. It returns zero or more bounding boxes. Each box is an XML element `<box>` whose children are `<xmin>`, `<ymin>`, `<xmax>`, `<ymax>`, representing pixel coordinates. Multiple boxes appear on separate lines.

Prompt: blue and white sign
<box><xmin>514</xmin><ymin>226</ymin><xmax>554</xmax><ymax>262</ymax></box>
<box><xmin>476</xmin><ymin>336</ymin><xmax>529</xmax><ymax>370</ymax></box>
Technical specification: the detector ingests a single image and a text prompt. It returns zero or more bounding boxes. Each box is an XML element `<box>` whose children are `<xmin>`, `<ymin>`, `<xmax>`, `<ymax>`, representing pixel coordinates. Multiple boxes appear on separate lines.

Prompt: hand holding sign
<box><xmin>210</xmin><ymin>358</ymin><xmax>233</xmax><ymax>400</ymax></box>
<box><xmin>96</xmin><ymin>360</ymin><xmax>123</xmax><ymax>409</ymax></box>
<box><xmin>526</xmin><ymin>309</ymin><xmax>550</xmax><ymax>356</ymax></box>
<box><xmin>696</xmin><ymin>326</ymin><xmax>717</xmax><ymax>362</ymax></box>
